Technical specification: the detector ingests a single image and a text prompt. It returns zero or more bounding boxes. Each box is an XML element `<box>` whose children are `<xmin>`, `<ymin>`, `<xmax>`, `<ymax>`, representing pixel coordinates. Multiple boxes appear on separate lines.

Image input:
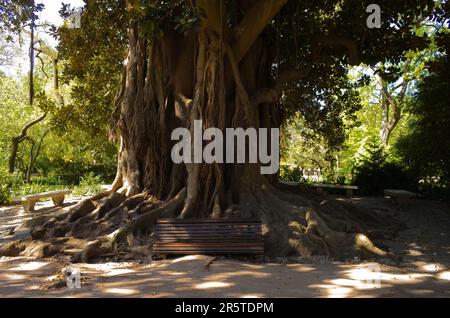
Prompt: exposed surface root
<box><xmin>0</xmin><ymin>184</ymin><xmax>401</xmax><ymax>263</ymax></box>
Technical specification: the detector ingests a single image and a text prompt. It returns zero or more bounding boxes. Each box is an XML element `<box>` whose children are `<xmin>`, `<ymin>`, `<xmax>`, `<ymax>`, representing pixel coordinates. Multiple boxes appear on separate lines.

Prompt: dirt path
<box><xmin>0</xmin><ymin>255</ymin><xmax>448</xmax><ymax>297</ymax></box>
<box><xmin>0</xmin><ymin>196</ymin><xmax>449</xmax><ymax>298</ymax></box>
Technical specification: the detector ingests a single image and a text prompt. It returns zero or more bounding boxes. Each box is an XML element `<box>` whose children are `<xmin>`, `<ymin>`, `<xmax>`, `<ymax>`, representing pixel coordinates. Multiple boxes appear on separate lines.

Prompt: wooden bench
<box><xmin>311</xmin><ymin>183</ymin><xmax>358</xmax><ymax>198</ymax></box>
<box><xmin>13</xmin><ymin>190</ymin><xmax>71</xmax><ymax>212</ymax></box>
<box><xmin>153</xmin><ymin>218</ymin><xmax>264</xmax><ymax>257</ymax></box>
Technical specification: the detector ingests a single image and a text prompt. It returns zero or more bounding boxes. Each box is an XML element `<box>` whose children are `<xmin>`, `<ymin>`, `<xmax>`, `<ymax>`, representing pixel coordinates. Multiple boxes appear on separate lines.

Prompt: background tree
<box><xmin>1</xmin><ymin>0</ymin><xmax>47</xmax><ymax>173</ymax></box>
<box><xmin>396</xmin><ymin>31</ymin><xmax>450</xmax><ymax>194</ymax></box>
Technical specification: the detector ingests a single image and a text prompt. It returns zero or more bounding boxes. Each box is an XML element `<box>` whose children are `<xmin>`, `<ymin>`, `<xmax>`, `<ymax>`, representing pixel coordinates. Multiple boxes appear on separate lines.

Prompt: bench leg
<box><xmin>52</xmin><ymin>195</ymin><xmax>65</xmax><ymax>206</ymax></box>
<box><xmin>346</xmin><ymin>189</ymin><xmax>353</xmax><ymax>198</ymax></box>
<box><xmin>23</xmin><ymin>200</ymin><xmax>36</xmax><ymax>213</ymax></box>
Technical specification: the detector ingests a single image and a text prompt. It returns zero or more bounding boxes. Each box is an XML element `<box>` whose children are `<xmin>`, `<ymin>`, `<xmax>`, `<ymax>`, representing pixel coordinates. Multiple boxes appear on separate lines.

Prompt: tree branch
<box><xmin>251</xmin><ymin>65</ymin><xmax>312</xmax><ymax>105</ymax></box>
<box><xmin>315</xmin><ymin>35</ymin><xmax>360</xmax><ymax>66</ymax></box>
<box><xmin>232</xmin><ymin>0</ymin><xmax>288</xmax><ymax>63</ymax></box>
<box><xmin>197</xmin><ymin>0</ymin><xmax>227</xmax><ymax>36</ymax></box>
<box><xmin>251</xmin><ymin>32</ymin><xmax>360</xmax><ymax>105</ymax></box>
<box><xmin>18</xmin><ymin>112</ymin><xmax>47</xmax><ymax>140</ymax></box>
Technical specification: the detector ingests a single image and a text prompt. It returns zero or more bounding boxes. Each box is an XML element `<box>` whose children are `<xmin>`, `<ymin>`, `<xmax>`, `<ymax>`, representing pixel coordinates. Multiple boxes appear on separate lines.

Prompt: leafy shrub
<box><xmin>0</xmin><ymin>175</ymin><xmax>20</xmax><ymax>205</ymax></box>
<box><xmin>395</xmin><ymin>73</ymin><xmax>450</xmax><ymax>197</ymax></box>
<box><xmin>73</xmin><ymin>172</ymin><xmax>103</xmax><ymax>196</ymax></box>
<box><xmin>279</xmin><ymin>164</ymin><xmax>304</xmax><ymax>182</ymax></box>
<box><xmin>336</xmin><ymin>175</ymin><xmax>347</xmax><ymax>185</ymax></box>
<box><xmin>352</xmin><ymin>137</ymin><xmax>414</xmax><ymax>195</ymax></box>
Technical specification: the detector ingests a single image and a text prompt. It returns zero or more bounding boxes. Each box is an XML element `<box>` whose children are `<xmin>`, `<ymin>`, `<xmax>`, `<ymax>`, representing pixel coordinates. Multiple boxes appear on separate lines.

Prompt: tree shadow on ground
<box><xmin>0</xmin><ymin>255</ymin><xmax>448</xmax><ymax>298</ymax></box>
<box><xmin>0</xmin><ymin>196</ymin><xmax>449</xmax><ymax>298</ymax></box>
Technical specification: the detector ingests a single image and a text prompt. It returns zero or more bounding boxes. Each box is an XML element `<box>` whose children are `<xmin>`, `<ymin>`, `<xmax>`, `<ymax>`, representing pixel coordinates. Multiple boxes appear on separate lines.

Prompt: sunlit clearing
<box><xmin>104</xmin><ymin>288</ymin><xmax>137</xmax><ymax>295</ymax></box>
<box><xmin>46</xmin><ymin>275</ymin><xmax>59</xmax><ymax>281</ymax></box>
<box><xmin>348</xmin><ymin>266</ymin><xmax>430</xmax><ymax>284</ymax></box>
<box><xmin>407</xmin><ymin>249</ymin><xmax>423</xmax><ymax>256</ymax></box>
<box><xmin>326</xmin><ymin>285</ymin><xmax>353</xmax><ymax>298</ymax></box>
<box><xmin>421</xmin><ymin>263</ymin><xmax>442</xmax><ymax>272</ymax></box>
<box><xmin>438</xmin><ymin>271</ymin><xmax>450</xmax><ymax>281</ymax></box>
<box><xmin>82</xmin><ymin>263</ymin><xmax>135</xmax><ymax>271</ymax></box>
<box><xmin>4</xmin><ymin>273</ymin><xmax>26</xmax><ymax>280</ymax></box>
<box><xmin>172</xmin><ymin>255</ymin><xmax>205</xmax><ymax>263</ymax></box>
<box><xmin>241</xmin><ymin>294</ymin><xmax>262</xmax><ymax>298</ymax></box>
<box><xmin>289</xmin><ymin>265</ymin><xmax>316</xmax><ymax>273</ymax></box>
<box><xmin>331</xmin><ymin>278</ymin><xmax>367</xmax><ymax>289</ymax></box>
<box><xmin>105</xmin><ymin>268</ymin><xmax>135</xmax><ymax>276</ymax></box>
<box><xmin>160</xmin><ymin>270</ymin><xmax>185</xmax><ymax>276</ymax></box>
<box><xmin>195</xmin><ymin>281</ymin><xmax>231</xmax><ymax>289</ymax></box>
<box><xmin>12</xmin><ymin>261</ymin><xmax>48</xmax><ymax>271</ymax></box>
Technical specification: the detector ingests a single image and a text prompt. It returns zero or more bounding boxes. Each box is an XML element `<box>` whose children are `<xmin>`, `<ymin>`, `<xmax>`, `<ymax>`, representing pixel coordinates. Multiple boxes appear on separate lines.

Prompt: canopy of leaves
<box><xmin>53</xmin><ymin>0</ymin><xmax>128</xmax><ymax>137</ymax></box>
<box><xmin>395</xmin><ymin>31</ymin><xmax>450</xmax><ymax>189</ymax></box>
<box><xmin>274</xmin><ymin>0</ymin><xmax>447</xmax><ymax>150</ymax></box>
<box><xmin>0</xmin><ymin>0</ymin><xmax>43</xmax><ymax>34</ymax></box>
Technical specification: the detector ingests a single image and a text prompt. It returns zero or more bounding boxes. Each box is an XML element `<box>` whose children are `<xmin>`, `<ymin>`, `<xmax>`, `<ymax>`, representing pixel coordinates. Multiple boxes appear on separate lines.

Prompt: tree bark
<box><xmin>376</xmin><ymin>73</ymin><xmax>404</xmax><ymax>146</ymax></box>
<box><xmin>29</xmin><ymin>0</ymin><xmax>35</xmax><ymax>106</ymax></box>
<box><xmin>102</xmin><ymin>1</ymin><xmax>391</xmax><ymax>258</ymax></box>
<box><xmin>9</xmin><ymin>112</ymin><xmax>47</xmax><ymax>173</ymax></box>
<box><xmin>0</xmin><ymin>1</ymin><xmax>399</xmax><ymax>262</ymax></box>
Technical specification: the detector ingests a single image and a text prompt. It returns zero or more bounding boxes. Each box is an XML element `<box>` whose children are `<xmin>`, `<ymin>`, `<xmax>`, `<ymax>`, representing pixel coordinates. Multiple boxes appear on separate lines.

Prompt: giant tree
<box><xmin>2</xmin><ymin>0</ymin><xmax>448</xmax><ymax>261</ymax></box>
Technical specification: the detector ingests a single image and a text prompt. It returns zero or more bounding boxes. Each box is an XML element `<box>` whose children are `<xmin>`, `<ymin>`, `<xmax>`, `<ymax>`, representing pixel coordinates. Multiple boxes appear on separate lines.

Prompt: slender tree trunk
<box><xmin>25</xmin><ymin>130</ymin><xmax>49</xmax><ymax>183</ymax></box>
<box><xmin>8</xmin><ymin>113</ymin><xmax>46</xmax><ymax>173</ymax></box>
<box><xmin>376</xmin><ymin>73</ymin><xmax>402</xmax><ymax>146</ymax></box>
<box><xmin>29</xmin><ymin>0</ymin><xmax>35</xmax><ymax>106</ymax></box>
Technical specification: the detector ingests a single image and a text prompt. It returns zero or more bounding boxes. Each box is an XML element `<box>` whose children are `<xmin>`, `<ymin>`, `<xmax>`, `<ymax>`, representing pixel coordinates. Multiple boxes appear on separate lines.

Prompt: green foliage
<box><xmin>56</xmin><ymin>0</ymin><xmax>128</xmax><ymax>138</ymax></box>
<box><xmin>0</xmin><ymin>171</ymin><xmax>105</xmax><ymax>205</ymax></box>
<box><xmin>0</xmin><ymin>48</ymin><xmax>116</xmax><ymax>195</ymax></box>
<box><xmin>128</xmin><ymin>0</ymin><xmax>203</xmax><ymax>38</ymax></box>
<box><xmin>352</xmin><ymin>136</ymin><xmax>413</xmax><ymax>194</ymax></box>
<box><xmin>279</xmin><ymin>164</ymin><xmax>304</xmax><ymax>182</ymax></box>
<box><xmin>0</xmin><ymin>169</ymin><xmax>22</xmax><ymax>205</ymax></box>
<box><xmin>395</xmin><ymin>35</ymin><xmax>450</xmax><ymax>194</ymax></box>
<box><xmin>282</xmin><ymin>65</ymin><xmax>361</xmax><ymax>150</ymax></box>
<box><xmin>0</xmin><ymin>0</ymin><xmax>44</xmax><ymax>34</ymax></box>
<box><xmin>73</xmin><ymin>172</ymin><xmax>103</xmax><ymax>196</ymax></box>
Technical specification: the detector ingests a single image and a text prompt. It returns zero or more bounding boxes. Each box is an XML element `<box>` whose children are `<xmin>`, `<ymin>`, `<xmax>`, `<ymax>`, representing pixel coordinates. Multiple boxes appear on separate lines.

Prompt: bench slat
<box><xmin>154</xmin><ymin>218</ymin><xmax>263</xmax><ymax>256</ymax></box>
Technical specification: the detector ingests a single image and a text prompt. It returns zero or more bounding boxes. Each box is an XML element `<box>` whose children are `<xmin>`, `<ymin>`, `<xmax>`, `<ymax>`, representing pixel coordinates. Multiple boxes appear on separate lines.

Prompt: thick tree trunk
<box><xmin>0</xmin><ymin>1</ymin><xmax>401</xmax><ymax>262</ymax></box>
<box><xmin>105</xmin><ymin>5</ymin><xmax>392</xmax><ymax>259</ymax></box>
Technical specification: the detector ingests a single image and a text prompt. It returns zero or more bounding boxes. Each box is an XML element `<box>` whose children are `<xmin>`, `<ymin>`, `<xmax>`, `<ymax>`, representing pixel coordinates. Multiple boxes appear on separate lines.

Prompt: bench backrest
<box><xmin>154</xmin><ymin>218</ymin><xmax>264</xmax><ymax>255</ymax></box>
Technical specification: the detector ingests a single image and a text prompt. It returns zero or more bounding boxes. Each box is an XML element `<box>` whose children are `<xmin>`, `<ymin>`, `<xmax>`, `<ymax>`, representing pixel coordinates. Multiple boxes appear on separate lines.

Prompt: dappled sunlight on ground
<box><xmin>0</xmin><ymin>197</ymin><xmax>82</xmax><ymax>245</ymax></box>
<box><xmin>195</xmin><ymin>281</ymin><xmax>233</xmax><ymax>290</ymax></box>
<box><xmin>104</xmin><ymin>287</ymin><xmax>138</xmax><ymax>295</ymax></box>
<box><xmin>0</xmin><ymin>256</ymin><xmax>448</xmax><ymax>297</ymax></box>
<box><xmin>310</xmin><ymin>261</ymin><xmax>450</xmax><ymax>298</ymax></box>
<box><xmin>438</xmin><ymin>271</ymin><xmax>450</xmax><ymax>281</ymax></box>
<box><xmin>0</xmin><ymin>196</ymin><xmax>449</xmax><ymax>297</ymax></box>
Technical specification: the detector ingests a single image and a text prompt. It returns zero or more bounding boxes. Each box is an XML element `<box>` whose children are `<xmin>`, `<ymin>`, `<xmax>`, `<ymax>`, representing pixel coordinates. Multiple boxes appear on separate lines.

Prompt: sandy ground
<box><xmin>0</xmin><ymin>195</ymin><xmax>449</xmax><ymax>298</ymax></box>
